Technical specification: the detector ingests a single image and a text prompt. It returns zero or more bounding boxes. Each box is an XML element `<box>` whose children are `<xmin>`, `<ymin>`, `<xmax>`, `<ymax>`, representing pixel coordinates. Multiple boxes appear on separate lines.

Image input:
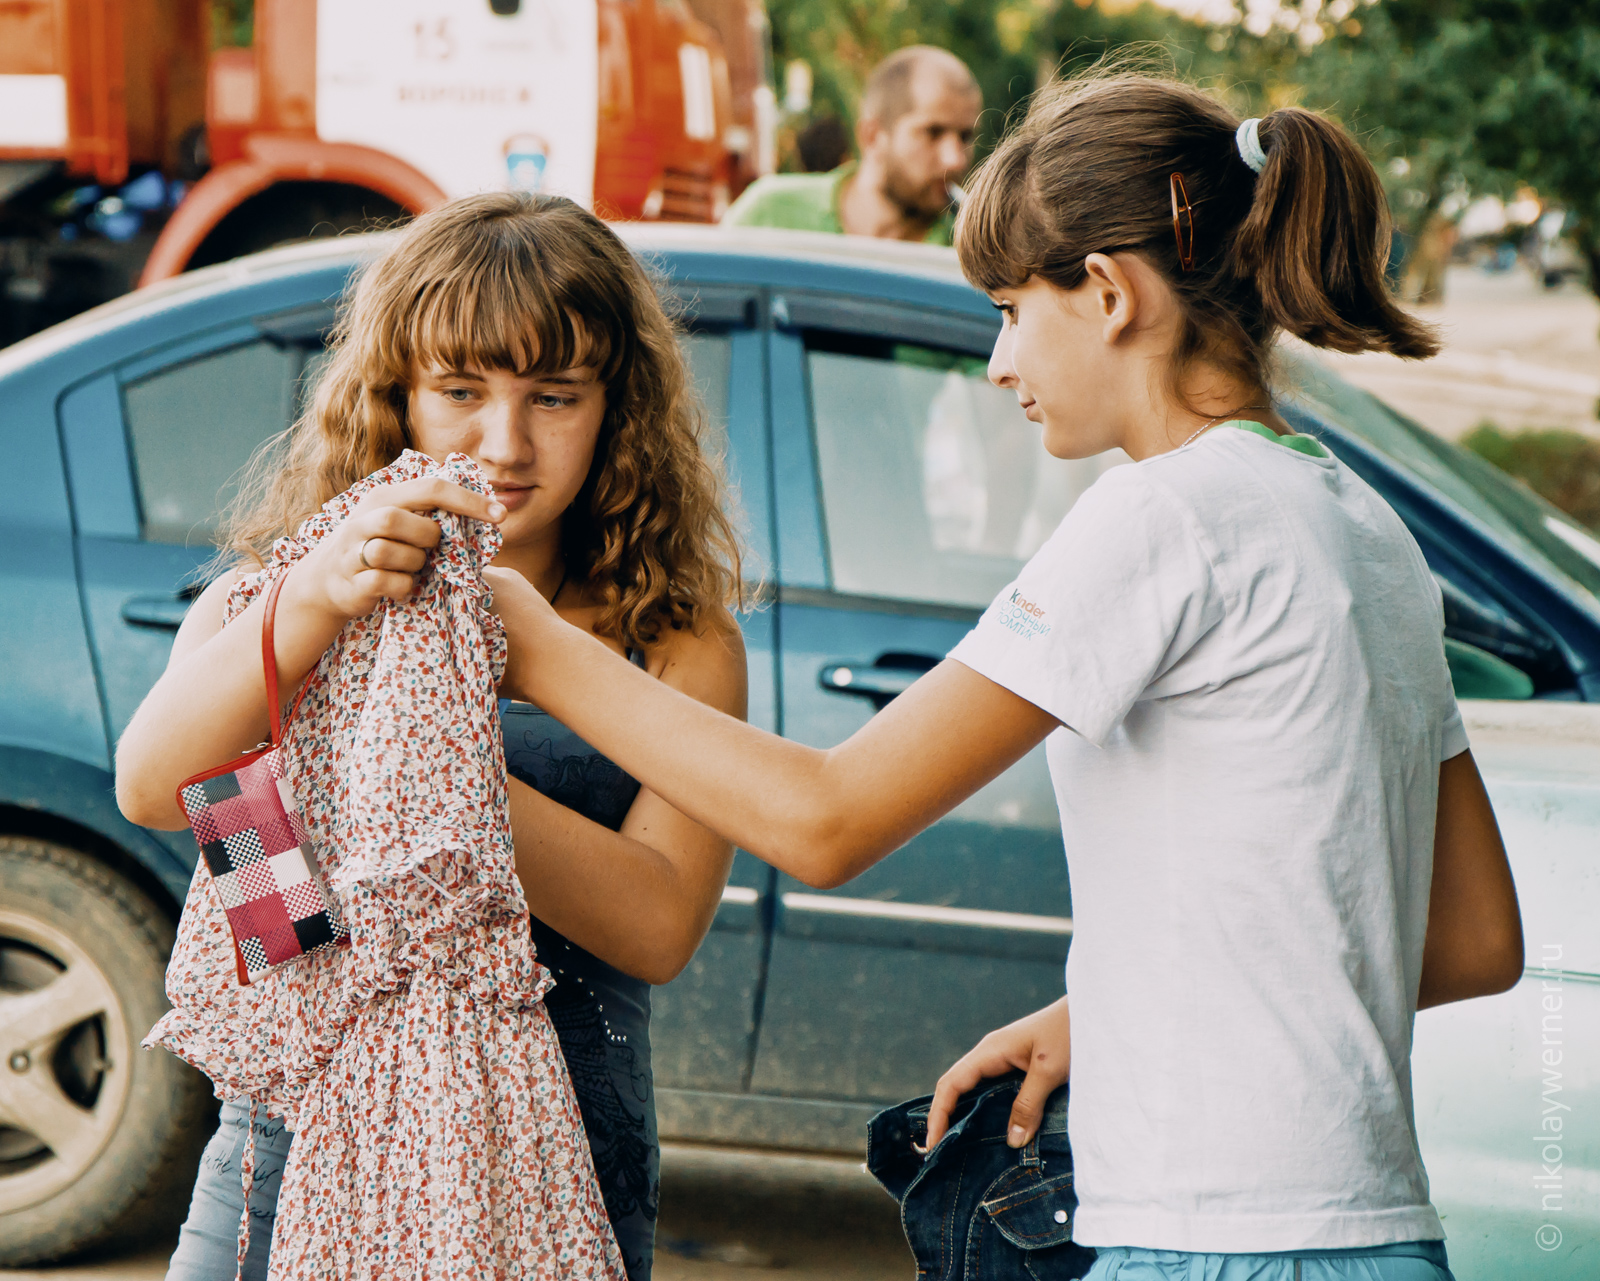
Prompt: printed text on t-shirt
<box><xmin>996</xmin><ymin>589</ymin><xmax>1051</xmax><ymax>640</ymax></box>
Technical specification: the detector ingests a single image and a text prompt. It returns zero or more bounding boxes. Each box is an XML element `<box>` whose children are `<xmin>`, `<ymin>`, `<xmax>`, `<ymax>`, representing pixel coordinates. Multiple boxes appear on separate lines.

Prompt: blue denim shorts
<box><xmin>1083</xmin><ymin>1240</ymin><xmax>1453</xmax><ymax>1281</ymax></box>
<box><xmin>164</xmin><ymin>1099</ymin><xmax>293</xmax><ymax>1281</ymax></box>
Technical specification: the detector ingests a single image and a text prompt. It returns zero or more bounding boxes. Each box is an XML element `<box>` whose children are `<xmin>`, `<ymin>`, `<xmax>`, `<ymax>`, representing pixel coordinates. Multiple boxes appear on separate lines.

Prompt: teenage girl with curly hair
<box><xmin>118</xmin><ymin>192</ymin><xmax>746</xmax><ymax>1281</ymax></box>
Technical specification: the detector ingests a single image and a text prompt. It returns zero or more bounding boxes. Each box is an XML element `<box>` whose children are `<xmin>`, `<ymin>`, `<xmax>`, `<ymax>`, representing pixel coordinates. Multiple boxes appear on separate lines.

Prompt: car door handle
<box><xmin>818</xmin><ymin>654</ymin><xmax>940</xmax><ymax>710</ymax></box>
<box><xmin>120</xmin><ymin>595</ymin><xmax>191</xmax><ymax>630</ymax></box>
<box><xmin>818</xmin><ymin>665</ymin><xmax>920</xmax><ymax>699</ymax></box>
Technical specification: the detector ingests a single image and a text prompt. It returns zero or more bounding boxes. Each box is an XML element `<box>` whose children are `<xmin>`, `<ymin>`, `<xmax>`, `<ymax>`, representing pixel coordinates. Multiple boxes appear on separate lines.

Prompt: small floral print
<box><xmin>146</xmin><ymin>451</ymin><xmax>626</xmax><ymax>1280</ymax></box>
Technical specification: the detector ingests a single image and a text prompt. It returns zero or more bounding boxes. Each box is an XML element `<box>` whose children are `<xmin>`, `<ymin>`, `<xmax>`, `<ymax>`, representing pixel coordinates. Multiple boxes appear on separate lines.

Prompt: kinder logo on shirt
<box><xmin>995</xmin><ymin>589</ymin><xmax>1051</xmax><ymax>640</ymax></box>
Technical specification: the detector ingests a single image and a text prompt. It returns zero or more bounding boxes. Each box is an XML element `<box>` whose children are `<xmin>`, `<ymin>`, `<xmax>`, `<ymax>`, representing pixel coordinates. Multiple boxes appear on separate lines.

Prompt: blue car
<box><xmin>1</xmin><ymin>225</ymin><xmax>1597</xmax><ymax>1273</ymax></box>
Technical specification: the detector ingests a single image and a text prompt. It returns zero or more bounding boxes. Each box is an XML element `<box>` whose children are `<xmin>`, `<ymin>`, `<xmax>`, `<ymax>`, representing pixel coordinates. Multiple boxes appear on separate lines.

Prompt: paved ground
<box><xmin>0</xmin><ymin>1143</ymin><xmax>915</xmax><ymax>1281</ymax></box>
<box><xmin>652</xmin><ymin>1145</ymin><xmax>911</xmax><ymax>1280</ymax></box>
<box><xmin>1318</xmin><ymin>264</ymin><xmax>1600</xmax><ymax>441</ymax></box>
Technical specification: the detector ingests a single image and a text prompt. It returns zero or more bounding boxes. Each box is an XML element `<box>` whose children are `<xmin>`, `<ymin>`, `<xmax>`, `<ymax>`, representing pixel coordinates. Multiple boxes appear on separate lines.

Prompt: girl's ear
<box><xmin>1080</xmin><ymin>252</ymin><xmax>1140</xmax><ymax>346</ymax></box>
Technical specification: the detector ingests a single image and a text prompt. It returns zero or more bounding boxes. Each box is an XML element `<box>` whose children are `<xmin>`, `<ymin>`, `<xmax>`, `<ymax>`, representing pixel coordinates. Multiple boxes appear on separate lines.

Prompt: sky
<box><xmin>1143</xmin><ymin>0</ymin><xmax>1368</xmax><ymax>43</ymax></box>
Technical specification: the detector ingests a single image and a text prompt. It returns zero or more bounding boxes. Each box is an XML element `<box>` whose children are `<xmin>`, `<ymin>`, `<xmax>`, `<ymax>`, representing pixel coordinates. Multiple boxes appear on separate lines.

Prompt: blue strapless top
<box><xmin>500</xmin><ymin>691</ymin><xmax>657</xmax><ymax>1281</ymax></box>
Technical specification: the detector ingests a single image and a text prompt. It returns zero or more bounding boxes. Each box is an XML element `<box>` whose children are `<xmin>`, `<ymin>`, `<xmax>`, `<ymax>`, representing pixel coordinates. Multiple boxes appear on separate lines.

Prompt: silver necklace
<box><xmin>1176</xmin><ymin>414</ymin><xmax>1230</xmax><ymax>451</ymax></box>
<box><xmin>1175</xmin><ymin>406</ymin><xmax>1271</xmax><ymax>451</ymax></box>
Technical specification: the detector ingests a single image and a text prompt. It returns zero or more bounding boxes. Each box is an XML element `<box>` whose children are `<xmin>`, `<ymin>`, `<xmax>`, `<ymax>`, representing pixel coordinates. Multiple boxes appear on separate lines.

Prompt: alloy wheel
<box><xmin>0</xmin><ymin>909</ymin><xmax>131</xmax><ymax>1213</ymax></box>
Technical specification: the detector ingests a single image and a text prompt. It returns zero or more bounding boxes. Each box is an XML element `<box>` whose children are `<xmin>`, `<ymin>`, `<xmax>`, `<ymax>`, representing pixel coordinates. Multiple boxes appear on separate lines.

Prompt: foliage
<box><xmin>212</xmin><ymin>0</ymin><xmax>252</xmax><ymax>49</ymax></box>
<box><xmin>1293</xmin><ymin>2</ymin><xmax>1600</xmax><ymax>287</ymax></box>
<box><xmin>764</xmin><ymin>0</ymin><xmax>1600</xmax><ymax>294</ymax></box>
<box><xmin>1462</xmin><ymin>423</ymin><xmax>1600</xmax><ymax>531</ymax></box>
<box><xmin>764</xmin><ymin>0</ymin><xmax>1258</xmax><ymax>160</ymax></box>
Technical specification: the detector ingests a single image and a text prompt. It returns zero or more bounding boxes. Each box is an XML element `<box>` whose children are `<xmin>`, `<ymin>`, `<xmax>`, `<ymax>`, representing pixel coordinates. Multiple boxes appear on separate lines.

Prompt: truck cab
<box><xmin>0</xmin><ymin>0</ymin><xmax>773</xmax><ymax>339</ymax></box>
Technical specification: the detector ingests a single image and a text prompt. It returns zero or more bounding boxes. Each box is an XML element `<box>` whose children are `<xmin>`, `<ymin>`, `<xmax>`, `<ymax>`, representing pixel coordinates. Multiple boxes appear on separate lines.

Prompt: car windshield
<box><xmin>1281</xmin><ymin>349</ymin><xmax>1600</xmax><ymax>614</ymax></box>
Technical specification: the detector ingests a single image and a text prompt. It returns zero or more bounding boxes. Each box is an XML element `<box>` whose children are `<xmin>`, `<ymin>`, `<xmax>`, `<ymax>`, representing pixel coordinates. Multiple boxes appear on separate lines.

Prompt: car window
<box><xmin>806</xmin><ymin>332</ymin><xmax>1126</xmax><ymax>608</ymax></box>
<box><xmin>680</xmin><ymin>329</ymin><xmax>731</xmax><ymax>461</ymax></box>
<box><xmin>123</xmin><ymin>338</ymin><xmax>319</xmax><ymax>545</ymax></box>
<box><xmin>1282</xmin><ymin>350</ymin><xmax>1600</xmax><ymax>611</ymax></box>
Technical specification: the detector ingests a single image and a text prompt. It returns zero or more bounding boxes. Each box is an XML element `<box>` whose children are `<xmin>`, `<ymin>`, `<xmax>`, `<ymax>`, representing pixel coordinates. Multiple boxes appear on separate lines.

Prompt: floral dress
<box><xmin>145</xmin><ymin>450</ymin><xmax>626</xmax><ymax>1281</ymax></box>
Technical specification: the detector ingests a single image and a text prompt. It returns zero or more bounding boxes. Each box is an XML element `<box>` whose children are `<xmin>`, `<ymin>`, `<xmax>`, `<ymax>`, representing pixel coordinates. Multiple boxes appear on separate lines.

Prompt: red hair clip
<box><xmin>1170</xmin><ymin>172</ymin><xmax>1195</xmax><ymax>272</ymax></box>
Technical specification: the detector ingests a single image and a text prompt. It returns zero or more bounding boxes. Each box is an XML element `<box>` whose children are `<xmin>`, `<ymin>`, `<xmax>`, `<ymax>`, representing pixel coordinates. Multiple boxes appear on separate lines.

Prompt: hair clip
<box><xmin>1170</xmin><ymin>172</ymin><xmax>1195</xmax><ymax>272</ymax></box>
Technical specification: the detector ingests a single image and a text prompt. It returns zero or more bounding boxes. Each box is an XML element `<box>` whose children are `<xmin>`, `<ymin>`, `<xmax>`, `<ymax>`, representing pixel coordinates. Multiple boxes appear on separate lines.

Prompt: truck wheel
<box><xmin>185</xmin><ymin>180</ymin><xmax>409</xmax><ymax>273</ymax></box>
<box><xmin>0</xmin><ymin>837</ymin><xmax>215</xmax><ymax>1265</ymax></box>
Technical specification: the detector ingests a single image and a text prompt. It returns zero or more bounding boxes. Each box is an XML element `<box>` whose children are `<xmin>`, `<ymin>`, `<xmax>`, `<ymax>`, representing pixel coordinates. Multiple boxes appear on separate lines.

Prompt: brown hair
<box><xmin>956</xmin><ymin>72</ymin><xmax>1438</xmax><ymax>403</ymax></box>
<box><xmin>225</xmin><ymin>192</ymin><xmax>742</xmax><ymax>648</ymax></box>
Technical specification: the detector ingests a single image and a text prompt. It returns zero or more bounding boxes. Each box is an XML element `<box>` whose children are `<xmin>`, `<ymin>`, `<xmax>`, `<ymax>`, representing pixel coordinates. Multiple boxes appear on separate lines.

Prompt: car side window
<box><xmin>805</xmin><ymin>331</ymin><xmax>1126</xmax><ymax>608</ymax></box>
<box><xmin>679</xmin><ymin>329</ymin><xmax>732</xmax><ymax>461</ymax></box>
<box><xmin>122</xmin><ymin>338</ymin><xmax>321</xmax><ymax>544</ymax></box>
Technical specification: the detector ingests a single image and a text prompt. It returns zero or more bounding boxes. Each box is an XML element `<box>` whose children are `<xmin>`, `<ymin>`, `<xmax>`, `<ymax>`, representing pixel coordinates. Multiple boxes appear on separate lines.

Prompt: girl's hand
<box><xmin>483</xmin><ymin>565</ymin><xmax>558</xmax><ymax>702</ymax></box>
<box><xmin>924</xmin><ymin>995</ymin><xmax>1071</xmax><ymax>1151</ymax></box>
<box><xmin>298</xmin><ymin>478</ymin><xmax>505</xmax><ymax>623</ymax></box>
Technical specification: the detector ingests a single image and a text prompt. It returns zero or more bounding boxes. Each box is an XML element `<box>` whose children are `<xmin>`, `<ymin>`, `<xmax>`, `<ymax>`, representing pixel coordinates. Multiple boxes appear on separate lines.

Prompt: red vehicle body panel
<box><xmin>0</xmin><ymin>0</ymin><xmax>769</xmax><ymax>284</ymax></box>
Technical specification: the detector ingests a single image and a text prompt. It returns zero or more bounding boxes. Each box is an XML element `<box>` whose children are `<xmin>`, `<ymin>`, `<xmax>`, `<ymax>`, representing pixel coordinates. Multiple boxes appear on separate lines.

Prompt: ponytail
<box><xmin>955</xmin><ymin>72</ymin><xmax>1438</xmax><ymax>405</ymax></box>
<box><xmin>1233</xmin><ymin>108</ymin><xmax>1437</xmax><ymax>358</ymax></box>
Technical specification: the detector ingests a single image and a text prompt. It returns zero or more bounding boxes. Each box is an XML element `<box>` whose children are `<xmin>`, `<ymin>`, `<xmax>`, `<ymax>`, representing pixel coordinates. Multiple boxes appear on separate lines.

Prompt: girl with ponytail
<box><xmin>491</xmin><ymin>74</ymin><xmax>1524</xmax><ymax>1279</ymax></box>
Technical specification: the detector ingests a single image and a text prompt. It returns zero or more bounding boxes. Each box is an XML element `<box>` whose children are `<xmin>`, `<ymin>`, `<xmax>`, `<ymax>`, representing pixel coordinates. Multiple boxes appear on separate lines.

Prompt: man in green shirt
<box><xmin>724</xmin><ymin>46</ymin><xmax>982</xmax><ymax>246</ymax></box>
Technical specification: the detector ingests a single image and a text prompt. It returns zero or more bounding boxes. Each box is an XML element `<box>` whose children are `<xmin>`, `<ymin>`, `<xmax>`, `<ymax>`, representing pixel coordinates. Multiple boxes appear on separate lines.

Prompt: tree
<box><xmin>1296</xmin><ymin>1</ymin><xmax>1600</xmax><ymax>292</ymax></box>
<box><xmin>764</xmin><ymin>0</ymin><xmax>1242</xmax><ymax>160</ymax></box>
<box><xmin>212</xmin><ymin>0</ymin><xmax>252</xmax><ymax>48</ymax></box>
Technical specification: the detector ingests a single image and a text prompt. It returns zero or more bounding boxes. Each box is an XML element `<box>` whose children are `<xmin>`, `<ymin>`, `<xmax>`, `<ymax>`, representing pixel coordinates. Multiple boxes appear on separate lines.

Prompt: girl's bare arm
<box><xmin>1418</xmin><ymin>751</ymin><xmax>1524</xmax><ymax>1009</ymax></box>
<box><xmin>489</xmin><ymin>569</ymin><xmax>1060</xmax><ymax>889</ymax></box>
<box><xmin>506</xmin><ymin>615</ymin><xmax>748</xmax><ymax>984</ymax></box>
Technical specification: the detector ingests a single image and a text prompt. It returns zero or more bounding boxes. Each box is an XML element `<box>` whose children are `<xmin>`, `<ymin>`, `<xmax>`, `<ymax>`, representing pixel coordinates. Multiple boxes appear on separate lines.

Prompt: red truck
<box><xmin>0</xmin><ymin>0</ymin><xmax>774</xmax><ymax>343</ymax></box>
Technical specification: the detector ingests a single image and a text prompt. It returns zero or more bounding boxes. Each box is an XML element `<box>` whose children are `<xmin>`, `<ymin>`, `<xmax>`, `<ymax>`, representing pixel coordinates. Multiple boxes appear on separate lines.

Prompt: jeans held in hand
<box><xmin>867</xmin><ymin>1072</ymin><xmax>1096</xmax><ymax>1281</ymax></box>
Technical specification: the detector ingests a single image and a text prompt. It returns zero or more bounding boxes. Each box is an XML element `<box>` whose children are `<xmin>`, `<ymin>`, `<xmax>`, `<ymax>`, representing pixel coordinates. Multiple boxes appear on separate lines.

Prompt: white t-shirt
<box><xmin>949</xmin><ymin>427</ymin><xmax>1468</xmax><ymax>1253</ymax></box>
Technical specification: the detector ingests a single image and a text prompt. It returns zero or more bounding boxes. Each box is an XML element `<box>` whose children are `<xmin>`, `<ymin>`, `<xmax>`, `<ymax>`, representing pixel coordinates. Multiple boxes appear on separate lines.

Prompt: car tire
<box><xmin>0</xmin><ymin>837</ymin><xmax>215</xmax><ymax>1265</ymax></box>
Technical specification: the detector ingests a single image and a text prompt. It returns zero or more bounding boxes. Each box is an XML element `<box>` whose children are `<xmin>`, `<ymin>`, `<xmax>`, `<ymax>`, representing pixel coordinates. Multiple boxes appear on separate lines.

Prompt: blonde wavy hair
<box><xmin>225</xmin><ymin>192</ymin><xmax>743</xmax><ymax>647</ymax></box>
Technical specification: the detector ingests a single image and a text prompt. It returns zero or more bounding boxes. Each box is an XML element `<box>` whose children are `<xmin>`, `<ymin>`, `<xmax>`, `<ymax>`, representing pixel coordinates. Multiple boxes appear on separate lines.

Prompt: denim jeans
<box><xmin>165</xmin><ymin>1100</ymin><xmax>293</xmax><ymax>1281</ymax></box>
<box><xmin>867</xmin><ymin>1072</ymin><xmax>1097</xmax><ymax>1281</ymax></box>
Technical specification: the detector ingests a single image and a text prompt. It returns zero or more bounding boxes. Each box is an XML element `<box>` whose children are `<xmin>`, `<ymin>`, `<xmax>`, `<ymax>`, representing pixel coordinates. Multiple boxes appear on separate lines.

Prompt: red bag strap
<box><xmin>261</xmin><ymin>569</ymin><xmax>313</xmax><ymax>747</ymax></box>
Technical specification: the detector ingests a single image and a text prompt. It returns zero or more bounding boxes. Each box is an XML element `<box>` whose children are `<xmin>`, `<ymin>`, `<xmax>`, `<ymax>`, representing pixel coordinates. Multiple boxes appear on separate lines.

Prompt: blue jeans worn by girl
<box><xmin>1083</xmin><ymin>1242</ymin><xmax>1454</xmax><ymax>1281</ymax></box>
<box><xmin>165</xmin><ymin>1100</ymin><xmax>291</xmax><ymax>1281</ymax></box>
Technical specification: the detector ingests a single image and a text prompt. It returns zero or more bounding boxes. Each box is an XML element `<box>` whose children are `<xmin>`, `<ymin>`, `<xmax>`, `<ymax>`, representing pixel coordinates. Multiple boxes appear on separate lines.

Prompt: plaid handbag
<box><xmin>175</xmin><ymin>571</ymin><xmax>349</xmax><ymax>985</ymax></box>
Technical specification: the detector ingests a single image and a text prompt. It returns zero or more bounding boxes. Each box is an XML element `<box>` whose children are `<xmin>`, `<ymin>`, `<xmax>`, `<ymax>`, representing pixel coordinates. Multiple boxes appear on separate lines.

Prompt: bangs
<box><xmin>394</xmin><ymin>217</ymin><xmax>628</xmax><ymax>384</ymax></box>
<box><xmin>232</xmin><ymin>191</ymin><xmax>740</xmax><ymax>644</ymax></box>
<box><xmin>955</xmin><ymin>139</ymin><xmax>1044</xmax><ymax>292</ymax></box>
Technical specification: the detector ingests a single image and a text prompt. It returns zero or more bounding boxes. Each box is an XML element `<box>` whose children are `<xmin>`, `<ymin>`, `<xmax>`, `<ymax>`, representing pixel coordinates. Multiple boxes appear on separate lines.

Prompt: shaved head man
<box><xmin>723</xmin><ymin>45</ymin><xmax>982</xmax><ymax>245</ymax></box>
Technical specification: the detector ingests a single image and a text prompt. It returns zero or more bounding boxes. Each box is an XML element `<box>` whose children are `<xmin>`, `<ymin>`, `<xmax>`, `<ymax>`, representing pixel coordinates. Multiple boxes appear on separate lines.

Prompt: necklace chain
<box><xmin>1176</xmin><ymin>405</ymin><xmax>1272</xmax><ymax>452</ymax></box>
<box><xmin>1177</xmin><ymin>414</ymin><xmax>1229</xmax><ymax>451</ymax></box>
